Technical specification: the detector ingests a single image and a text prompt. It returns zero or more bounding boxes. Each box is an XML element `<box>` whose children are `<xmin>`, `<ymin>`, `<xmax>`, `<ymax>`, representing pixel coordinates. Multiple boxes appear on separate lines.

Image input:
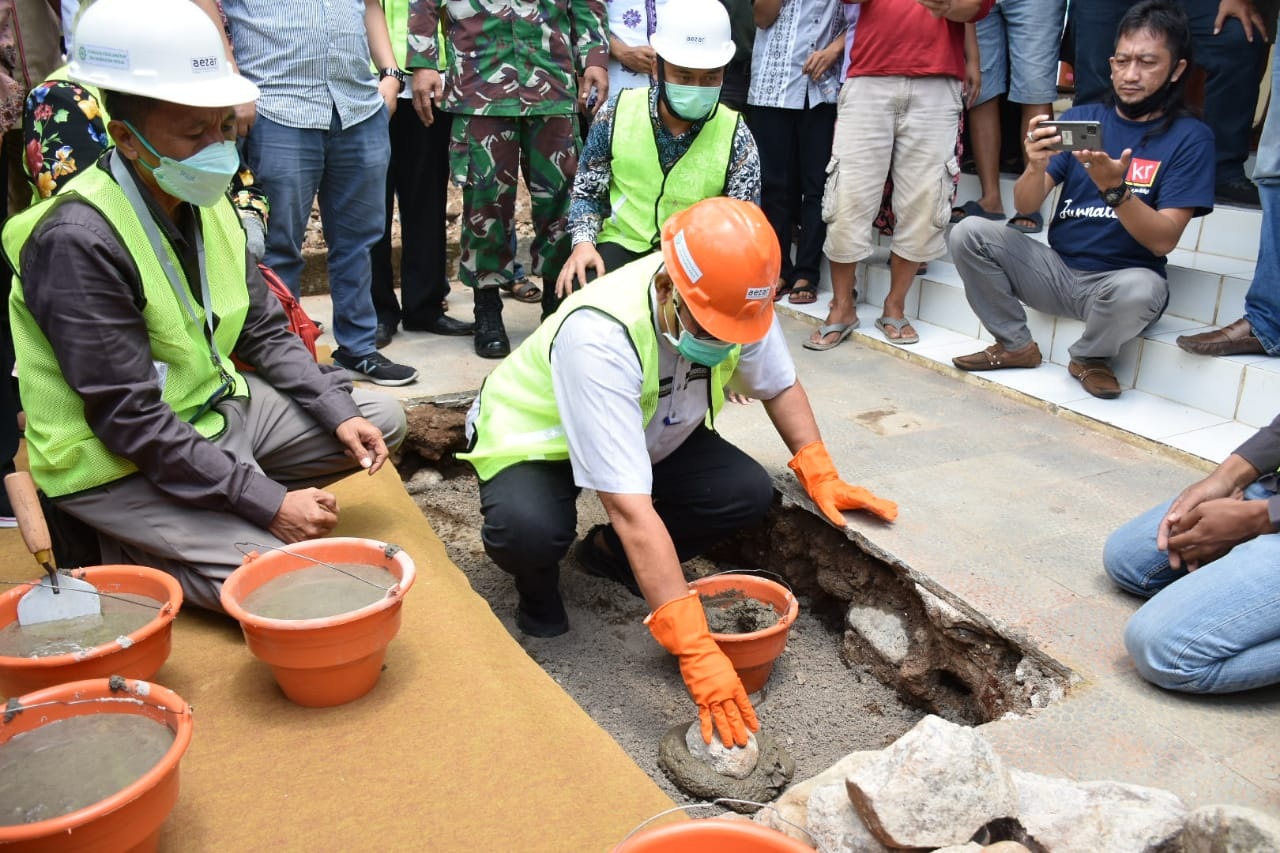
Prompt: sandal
<box><xmin>788</xmin><ymin>280</ymin><xmax>818</xmax><ymax>305</ymax></box>
<box><xmin>501</xmin><ymin>275</ymin><xmax>542</xmax><ymax>303</ymax></box>
<box><xmin>950</xmin><ymin>199</ymin><xmax>1006</xmax><ymax>224</ymax></box>
<box><xmin>875</xmin><ymin>315</ymin><xmax>919</xmax><ymax>345</ymax></box>
<box><xmin>802</xmin><ymin>320</ymin><xmax>858</xmax><ymax>351</ymax></box>
<box><xmin>1006</xmin><ymin>211</ymin><xmax>1043</xmax><ymax>234</ymax></box>
<box><xmin>772</xmin><ymin>279</ymin><xmax>794</xmax><ymax>302</ymax></box>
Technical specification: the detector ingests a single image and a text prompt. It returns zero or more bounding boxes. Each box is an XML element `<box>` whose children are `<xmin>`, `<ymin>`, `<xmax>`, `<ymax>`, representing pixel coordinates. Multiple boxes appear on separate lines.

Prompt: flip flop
<box><xmin>501</xmin><ymin>276</ymin><xmax>542</xmax><ymax>303</ymax></box>
<box><xmin>875</xmin><ymin>316</ymin><xmax>919</xmax><ymax>345</ymax></box>
<box><xmin>802</xmin><ymin>320</ymin><xmax>858</xmax><ymax>351</ymax></box>
<box><xmin>950</xmin><ymin>199</ymin><xmax>1006</xmax><ymax>224</ymax></box>
<box><xmin>788</xmin><ymin>281</ymin><xmax>819</xmax><ymax>305</ymax></box>
<box><xmin>1006</xmin><ymin>211</ymin><xmax>1043</xmax><ymax>234</ymax></box>
<box><xmin>772</xmin><ymin>279</ymin><xmax>794</xmax><ymax>302</ymax></box>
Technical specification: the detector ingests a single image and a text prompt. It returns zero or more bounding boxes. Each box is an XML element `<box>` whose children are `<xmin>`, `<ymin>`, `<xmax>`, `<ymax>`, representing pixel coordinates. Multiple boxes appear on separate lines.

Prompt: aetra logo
<box><xmin>685</xmin><ymin>36</ymin><xmax>706</xmax><ymax>44</ymax></box>
<box><xmin>191</xmin><ymin>55</ymin><xmax>220</xmax><ymax>74</ymax></box>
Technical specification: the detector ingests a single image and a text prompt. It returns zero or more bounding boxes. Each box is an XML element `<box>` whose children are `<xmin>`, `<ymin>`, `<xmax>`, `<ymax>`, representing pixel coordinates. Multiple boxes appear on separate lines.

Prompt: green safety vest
<box><xmin>4</xmin><ymin>159</ymin><xmax>250</xmax><ymax>498</ymax></box>
<box><xmin>459</xmin><ymin>253</ymin><xmax>741</xmax><ymax>482</ymax></box>
<box><xmin>597</xmin><ymin>88</ymin><xmax>740</xmax><ymax>254</ymax></box>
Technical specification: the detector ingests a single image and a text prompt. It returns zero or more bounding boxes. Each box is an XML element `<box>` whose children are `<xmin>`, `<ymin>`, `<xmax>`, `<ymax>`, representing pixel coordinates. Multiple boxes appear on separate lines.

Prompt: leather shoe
<box><xmin>953</xmin><ymin>341</ymin><xmax>1042</xmax><ymax>371</ymax></box>
<box><xmin>473</xmin><ymin>311</ymin><xmax>510</xmax><ymax>359</ymax></box>
<box><xmin>1069</xmin><ymin>359</ymin><xmax>1122</xmax><ymax>399</ymax></box>
<box><xmin>1176</xmin><ymin>318</ymin><xmax>1265</xmax><ymax>356</ymax></box>
<box><xmin>404</xmin><ymin>314</ymin><xmax>475</xmax><ymax>336</ymax></box>
<box><xmin>374</xmin><ymin>322</ymin><xmax>395</xmax><ymax>349</ymax></box>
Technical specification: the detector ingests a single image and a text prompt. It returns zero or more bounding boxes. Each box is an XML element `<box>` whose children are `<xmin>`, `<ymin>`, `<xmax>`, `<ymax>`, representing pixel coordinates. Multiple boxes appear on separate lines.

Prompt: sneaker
<box><xmin>332</xmin><ymin>349</ymin><xmax>419</xmax><ymax>386</ymax></box>
<box><xmin>953</xmin><ymin>341</ymin><xmax>1042</xmax><ymax>371</ymax></box>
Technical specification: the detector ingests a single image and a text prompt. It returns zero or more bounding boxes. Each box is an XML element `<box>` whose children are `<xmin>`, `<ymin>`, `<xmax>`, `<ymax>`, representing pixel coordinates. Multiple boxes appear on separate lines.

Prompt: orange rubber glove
<box><xmin>788</xmin><ymin>440</ymin><xmax>898</xmax><ymax>525</ymax></box>
<box><xmin>646</xmin><ymin>591</ymin><xmax>760</xmax><ymax>747</ymax></box>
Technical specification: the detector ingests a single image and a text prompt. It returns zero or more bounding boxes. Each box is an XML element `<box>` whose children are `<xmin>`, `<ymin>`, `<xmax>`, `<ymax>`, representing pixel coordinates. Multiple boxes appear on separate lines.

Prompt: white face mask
<box><xmin>125</xmin><ymin>121</ymin><xmax>239</xmax><ymax>207</ymax></box>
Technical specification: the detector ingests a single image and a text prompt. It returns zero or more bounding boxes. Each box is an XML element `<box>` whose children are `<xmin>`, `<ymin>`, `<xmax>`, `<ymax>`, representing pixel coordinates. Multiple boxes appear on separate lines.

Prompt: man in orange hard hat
<box><xmin>460</xmin><ymin>197</ymin><xmax>897</xmax><ymax>747</ymax></box>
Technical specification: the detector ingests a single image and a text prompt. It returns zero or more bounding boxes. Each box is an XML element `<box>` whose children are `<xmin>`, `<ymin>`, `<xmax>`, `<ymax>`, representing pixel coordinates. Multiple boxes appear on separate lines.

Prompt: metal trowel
<box><xmin>7</xmin><ymin>471</ymin><xmax>101</xmax><ymax>626</ymax></box>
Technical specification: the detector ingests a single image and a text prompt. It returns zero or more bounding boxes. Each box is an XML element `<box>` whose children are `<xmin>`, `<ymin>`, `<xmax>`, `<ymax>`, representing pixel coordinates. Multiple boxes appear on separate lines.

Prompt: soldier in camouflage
<box><xmin>407</xmin><ymin>0</ymin><xmax>609</xmax><ymax>359</ymax></box>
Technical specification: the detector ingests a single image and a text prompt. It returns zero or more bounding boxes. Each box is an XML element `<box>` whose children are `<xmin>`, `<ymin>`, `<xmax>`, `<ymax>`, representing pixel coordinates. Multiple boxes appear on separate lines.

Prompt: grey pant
<box><xmin>60</xmin><ymin>374</ymin><xmax>407</xmax><ymax>612</ymax></box>
<box><xmin>950</xmin><ymin>218</ymin><xmax>1168</xmax><ymax>361</ymax></box>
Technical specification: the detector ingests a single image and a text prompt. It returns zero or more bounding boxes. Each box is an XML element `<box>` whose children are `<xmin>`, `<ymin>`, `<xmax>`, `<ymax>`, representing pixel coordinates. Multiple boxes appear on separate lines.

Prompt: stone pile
<box><xmin>754</xmin><ymin>715</ymin><xmax>1280</xmax><ymax>852</ymax></box>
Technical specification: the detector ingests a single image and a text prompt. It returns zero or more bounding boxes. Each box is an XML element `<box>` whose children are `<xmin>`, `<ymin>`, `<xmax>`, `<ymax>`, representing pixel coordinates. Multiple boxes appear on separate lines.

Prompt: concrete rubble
<box><xmin>755</xmin><ymin>714</ymin><xmax>1279</xmax><ymax>852</ymax></box>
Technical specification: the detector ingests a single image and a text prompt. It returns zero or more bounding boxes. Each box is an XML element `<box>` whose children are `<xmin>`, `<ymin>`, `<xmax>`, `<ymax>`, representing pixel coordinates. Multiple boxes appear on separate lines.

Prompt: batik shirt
<box><xmin>406</xmin><ymin>0</ymin><xmax>608</xmax><ymax>117</ymax></box>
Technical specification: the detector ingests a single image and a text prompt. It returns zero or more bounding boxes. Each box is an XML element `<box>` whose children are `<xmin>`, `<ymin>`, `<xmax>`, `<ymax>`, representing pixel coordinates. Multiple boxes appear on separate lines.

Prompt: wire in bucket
<box><xmin>233</xmin><ymin>542</ymin><xmax>399</xmax><ymax>595</ymax></box>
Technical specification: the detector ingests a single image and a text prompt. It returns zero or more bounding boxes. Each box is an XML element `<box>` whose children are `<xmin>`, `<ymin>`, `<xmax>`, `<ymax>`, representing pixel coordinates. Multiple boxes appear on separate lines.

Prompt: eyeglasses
<box><xmin>672</xmin><ymin>295</ymin><xmax>729</xmax><ymax>345</ymax></box>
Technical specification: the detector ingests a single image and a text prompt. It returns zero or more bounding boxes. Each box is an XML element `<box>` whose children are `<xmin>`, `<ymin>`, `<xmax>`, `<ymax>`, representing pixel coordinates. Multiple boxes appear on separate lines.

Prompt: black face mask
<box><xmin>1114</xmin><ymin>72</ymin><xmax>1176</xmax><ymax>120</ymax></box>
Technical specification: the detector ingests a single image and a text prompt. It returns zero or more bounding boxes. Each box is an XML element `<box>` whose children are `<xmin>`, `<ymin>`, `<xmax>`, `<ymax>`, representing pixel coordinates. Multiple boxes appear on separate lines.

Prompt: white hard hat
<box><xmin>649</xmin><ymin>0</ymin><xmax>736</xmax><ymax>70</ymax></box>
<box><xmin>68</xmin><ymin>0</ymin><xmax>259</xmax><ymax>108</ymax></box>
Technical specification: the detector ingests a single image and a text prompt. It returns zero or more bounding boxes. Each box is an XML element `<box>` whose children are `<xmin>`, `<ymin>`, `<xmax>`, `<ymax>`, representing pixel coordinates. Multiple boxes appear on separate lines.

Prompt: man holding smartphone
<box><xmin>948</xmin><ymin>0</ymin><xmax>1215</xmax><ymax>399</ymax></box>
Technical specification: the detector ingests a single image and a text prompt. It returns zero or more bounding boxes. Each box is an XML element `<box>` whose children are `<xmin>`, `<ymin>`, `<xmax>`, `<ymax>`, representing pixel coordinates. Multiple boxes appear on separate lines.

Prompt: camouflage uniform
<box><xmin>407</xmin><ymin>1</ymin><xmax>607</xmax><ymax>316</ymax></box>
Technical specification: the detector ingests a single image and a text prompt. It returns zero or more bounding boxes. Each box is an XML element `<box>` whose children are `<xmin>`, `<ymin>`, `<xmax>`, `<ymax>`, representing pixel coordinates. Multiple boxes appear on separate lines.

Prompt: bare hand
<box><xmin>725</xmin><ymin>390</ymin><xmax>755</xmax><ymax>405</ymax></box>
<box><xmin>1158</xmin><ymin>473</ymin><xmax>1244</xmax><ymax>567</ymax></box>
<box><xmin>556</xmin><ymin>242</ymin><xmax>606</xmax><ymax>297</ymax></box>
<box><xmin>1073</xmin><ymin>147</ymin><xmax>1131</xmax><ymax>191</ymax></box>
<box><xmin>1165</xmin><ymin>497</ymin><xmax>1269</xmax><ymax>570</ymax></box>
<box><xmin>1214</xmin><ymin>0</ymin><xmax>1268</xmax><ymax>40</ymax></box>
<box><xmin>580</xmin><ymin>66</ymin><xmax>609</xmax><ymax>116</ymax></box>
<box><xmin>269</xmin><ymin>488</ymin><xmax>339</xmax><ymax>543</ymax></box>
<box><xmin>335</xmin><ymin>416</ymin><xmax>389</xmax><ymax>475</ymax></box>
<box><xmin>378</xmin><ymin>76</ymin><xmax>400</xmax><ymax>118</ymax></box>
<box><xmin>1023</xmin><ymin>115</ymin><xmax>1061</xmax><ymax>173</ymax></box>
<box><xmin>412</xmin><ymin>68</ymin><xmax>443</xmax><ymax>126</ymax></box>
<box><xmin>235</xmin><ymin>102</ymin><xmax>257</xmax><ymax>138</ymax></box>
<box><xmin>963</xmin><ymin>61</ymin><xmax>981</xmax><ymax>109</ymax></box>
<box><xmin>617</xmin><ymin>43</ymin><xmax>656</xmax><ymax>76</ymax></box>
<box><xmin>801</xmin><ymin>43</ymin><xmax>840</xmax><ymax>79</ymax></box>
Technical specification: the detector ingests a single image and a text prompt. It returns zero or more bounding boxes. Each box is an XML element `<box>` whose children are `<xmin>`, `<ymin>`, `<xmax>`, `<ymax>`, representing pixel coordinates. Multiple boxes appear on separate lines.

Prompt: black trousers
<box><xmin>371</xmin><ymin>105</ymin><xmax>454</xmax><ymax>329</ymax></box>
<box><xmin>747</xmin><ymin>102</ymin><xmax>837</xmax><ymax>287</ymax></box>
<box><xmin>477</xmin><ymin>426</ymin><xmax>774</xmax><ymax>597</ymax></box>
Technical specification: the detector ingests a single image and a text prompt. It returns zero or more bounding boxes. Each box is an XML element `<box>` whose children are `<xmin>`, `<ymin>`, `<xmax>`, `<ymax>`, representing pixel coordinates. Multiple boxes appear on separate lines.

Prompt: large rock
<box><xmin>846</xmin><ymin>605</ymin><xmax>910</xmax><ymax>665</ymax></box>
<box><xmin>1011</xmin><ymin>769</ymin><xmax>1186</xmax><ymax>853</ymax></box>
<box><xmin>806</xmin><ymin>782</ymin><xmax>892</xmax><ymax>853</ymax></box>
<box><xmin>754</xmin><ymin>751</ymin><xmax>878</xmax><ymax>842</ymax></box>
<box><xmin>1181</xmin><ymin>804</ymin><xmax>1280</xmax><ymax>852</ymax></box>
<box><xmin>846</xmin><ymin>715</ymin><xmax>1018</xmax><ymax>849</ymax></box>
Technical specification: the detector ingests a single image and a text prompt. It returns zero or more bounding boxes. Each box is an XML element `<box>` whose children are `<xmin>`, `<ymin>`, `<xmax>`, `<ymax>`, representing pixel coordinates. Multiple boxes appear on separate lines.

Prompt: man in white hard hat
<box><xmin>555</xmin><ymin>0</ymin><xmax>761</xmax><ymax>295</ymax></box>
<box><xmin>3</xmin><ymin>0</ymin><xmax>406</xmax><ymax>612</ymax></box>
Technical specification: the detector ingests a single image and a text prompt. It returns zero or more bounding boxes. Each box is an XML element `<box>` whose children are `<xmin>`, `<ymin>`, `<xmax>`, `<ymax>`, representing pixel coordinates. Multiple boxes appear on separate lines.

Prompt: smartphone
<box><xmin>1046</xmin><ymin>120</ymin><xmax>1103</xmax><ymax>152</ymax></box>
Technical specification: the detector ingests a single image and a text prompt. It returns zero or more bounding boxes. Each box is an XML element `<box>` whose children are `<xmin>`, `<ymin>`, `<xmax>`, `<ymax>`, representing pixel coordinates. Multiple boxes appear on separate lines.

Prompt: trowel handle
<box><xmin>5</xmin><ymin>472</ymin><xmax>54</xmax><ymax>566</ymax></box>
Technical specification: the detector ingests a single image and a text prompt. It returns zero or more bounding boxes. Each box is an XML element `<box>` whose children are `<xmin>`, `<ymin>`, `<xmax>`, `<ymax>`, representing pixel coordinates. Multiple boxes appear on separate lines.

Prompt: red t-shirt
<box><xmin>845</xmin><ymin>0</ymin><xmax>993</xmax><ymax>81</ymax></box>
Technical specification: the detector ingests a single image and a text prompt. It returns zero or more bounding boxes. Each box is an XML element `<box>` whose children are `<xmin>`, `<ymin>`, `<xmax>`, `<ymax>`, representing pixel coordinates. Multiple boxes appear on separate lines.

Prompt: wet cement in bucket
<box><xmin>0</xmin><ymin>593</ymin><xmax>160</xmax><ymax>658</ymax></box>
<box><xmin>0</xmin><ymin>713</ymin><xmax>174</xmax><ymax>825</ymax></box>
<box><xmin>701</xmin><ymin>590</ymin><xmax>780</xmax><ymax>634</ymax></box>
<box><xmin>240</xmin><ymin>563</ymin><xmax>397</xmax><ymax>620</ymax></box>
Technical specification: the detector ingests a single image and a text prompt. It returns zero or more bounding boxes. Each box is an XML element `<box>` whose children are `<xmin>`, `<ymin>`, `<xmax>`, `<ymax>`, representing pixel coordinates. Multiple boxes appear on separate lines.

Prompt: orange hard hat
<box><xmin>660</xmin><ymin>197</ymin><xmax>781</xmax><ymax>345</ymax></box>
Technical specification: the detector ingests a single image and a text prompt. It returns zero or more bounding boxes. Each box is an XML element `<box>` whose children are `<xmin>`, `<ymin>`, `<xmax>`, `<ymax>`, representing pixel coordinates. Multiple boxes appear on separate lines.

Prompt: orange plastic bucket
<box><xmin>0</xmin><ymin>677</ymin><xmax>194</xmax><ymax>852</ymax></box>
<box><xmin>615</xmin><ymin>819</ymin><xmax>813</xmax><ymax>852</ymax></box>
<box><xmin>0</xmin><ymin>565</ymin><xmax>184</xmax><ymax>698</ymax></box>
<box><xmin>689</xmin><ymin>573</ymin><xmax>798</xmax><ymax>694</ymax></box>
<box><xmin>220</xmin><ymin>537</ymin><xmax>415</xmax><ymax>707</ymax></box>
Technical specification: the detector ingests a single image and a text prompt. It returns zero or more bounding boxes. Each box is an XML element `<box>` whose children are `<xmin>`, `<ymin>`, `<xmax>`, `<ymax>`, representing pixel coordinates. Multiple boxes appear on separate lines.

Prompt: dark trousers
<box><xmin>748</xmin><ymin>102</ymin><xmax>837</xmax><ymax>286</ymax></box>
<box><xmin>371</xmin><ymin>105</ymin><xmax>454</xmax><ymax>329</ymax></box>
<box><xmin>1070</xmin><ymin>0</ymin><xmax>1267</xmax><ymax>184</ymax></box>
<box><xmin>477</xmin><ymin>426</ymin><xmax>775</xmax><ymax>599</ymax></box>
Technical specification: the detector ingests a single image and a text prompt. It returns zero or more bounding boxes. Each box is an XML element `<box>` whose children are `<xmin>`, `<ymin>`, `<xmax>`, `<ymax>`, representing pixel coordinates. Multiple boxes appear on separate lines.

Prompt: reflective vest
<box><xmin>460</xmin><ymin>253</ymin><xmax>740</xmax><ymax>482</ymax></box>
<box><xmin>597</xmin><ymin>88</ymin><xmax>739</xmax><ymax>253</ymax></box>
<box><xmin>4</xmin><ymin>159</ymin><xmax>250</xmax><ymax>497</ymax></box>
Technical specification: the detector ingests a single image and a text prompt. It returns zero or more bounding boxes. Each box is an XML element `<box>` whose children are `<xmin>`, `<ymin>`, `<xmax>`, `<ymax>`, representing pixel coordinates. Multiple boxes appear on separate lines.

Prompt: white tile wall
<box><xmin>1165</xmin><ymin>265</ymin><xmax>1223</xmax><ymax>325</ymax></box>
<box><xmin>1216</xmin><ymin>274</ymin><xmax>1252</xmax><ymax>325</ymax></box>
<box><xmin>1176</xmin><ymin>217</ymin><xmax>1203</xmax><ymax>252</ymax></box>
<box><xmin>1236</xmin><ymin>364</ymin><xmax>1280</xmax><ymax>428</ymax></box>
<box><xmin>1197</xmin><ymin>207</ymin><xmax>1263</xmax><ymax>261</ymax></box>
<box><xmin>918</xmin><ymin>278</ymin><xmax>981</xmax><ymax>336</ymax></box>
<box><xmin>1063</xmin><ymin>390</ymin><xmax>1228</xmax><ymax>439</ymax></box>
<box><xmin>1164</xmin><ymin>422</ymin><xmax>1259</xmax><ymax>463</ymax></box>
<box><xmin>1135</xmin><ymin>339</ymin><xmax>1244</xmax><ymax>420</ymax></box>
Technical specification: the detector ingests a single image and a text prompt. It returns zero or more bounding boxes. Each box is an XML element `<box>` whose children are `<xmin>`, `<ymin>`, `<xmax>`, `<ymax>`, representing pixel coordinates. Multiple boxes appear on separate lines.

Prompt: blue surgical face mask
<box><xmin>663</xmin><ymin>82</ymin><xmax>722</xmax><ymax>121</ymax></box>
<box><xmin>125</xmin><ymin>122</ymin><xmax>239</xmax><ymax>207</ymax></box>
<box><xmin>662</xmin><ymin>298</ymin><xmax>735</xmax><ymax>367</ymax></box>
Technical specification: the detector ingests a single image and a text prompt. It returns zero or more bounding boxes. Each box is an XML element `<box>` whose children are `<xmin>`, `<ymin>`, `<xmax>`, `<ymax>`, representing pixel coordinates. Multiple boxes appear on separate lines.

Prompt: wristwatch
<box><xmin>1101</xmin><ymin>183</ymin><xmax>1132</xmax><ymax>208</ymax></box>
<box><xmin>379</xmin><ymin>67</ymin><xmax>406</xmax><ymax>93</ymax></box>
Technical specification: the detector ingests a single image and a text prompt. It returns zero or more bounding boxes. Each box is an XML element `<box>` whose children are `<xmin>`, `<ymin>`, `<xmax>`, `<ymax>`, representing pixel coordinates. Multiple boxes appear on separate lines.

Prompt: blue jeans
<box><xmin>244</xmin><ymin>108</ymin><xmax>390</xmax><ymax>357</ymax></box>
<box><xmin>1103</xmin><ymin>481</ymin><xmax>1280</xmax><ymax>693</ymax></box>
<box><xmin>1243</xmin><ymin>54</ymin><xmax>1280</xmax><ymax>352</ymax></box>
<box><xmin>974</xmin><ymin>0</ymin><xmax>1067</xmax><ymax>105</ymax></box>
<box><xmin>1071</xmin><ymin>0</ymin><xmax>1267</xmax><ymax>185</ymax></box>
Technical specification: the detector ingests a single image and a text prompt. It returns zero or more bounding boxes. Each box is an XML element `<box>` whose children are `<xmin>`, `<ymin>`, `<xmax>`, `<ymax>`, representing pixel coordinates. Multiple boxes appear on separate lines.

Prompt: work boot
<box><xmin>514</xmin><ymin>569</ymin><xmax>568</xmax><ymax>637</ymax></box>
<box><xmin>574</xmin><ymin>524</ymin><xmax>642</xmax><ymax>598</ymax></box>
<box><xmin>952</xmin><ymin>341</ymin><xmax>1042</xmax><ymax>371</ymax></box>
<box><xmin>472</xmin><ymin>286</ymin><xmax>510</xmax><ymax>359</ymax></box>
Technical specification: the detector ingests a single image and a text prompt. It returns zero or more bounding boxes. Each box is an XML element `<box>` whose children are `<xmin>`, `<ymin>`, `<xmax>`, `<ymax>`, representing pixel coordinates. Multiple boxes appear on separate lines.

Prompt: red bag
<box><xmin>258</xmin><ymin>263</ymin><xmax>321</xmax><ymax>359</ymax></box>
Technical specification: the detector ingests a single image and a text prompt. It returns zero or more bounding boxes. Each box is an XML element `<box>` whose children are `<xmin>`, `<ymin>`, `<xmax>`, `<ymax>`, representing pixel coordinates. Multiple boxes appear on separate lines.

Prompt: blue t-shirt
<box><xmin>1046</xmin><ymin>103</ymin><xmax>1214</xmax><ymax>277</ymax></box>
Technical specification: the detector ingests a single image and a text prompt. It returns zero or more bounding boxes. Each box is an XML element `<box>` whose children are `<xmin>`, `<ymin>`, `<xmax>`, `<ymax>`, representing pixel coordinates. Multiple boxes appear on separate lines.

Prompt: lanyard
<box><xmin>109</xmin><ymin>153</ymin><xmax>233</xmax><ymax>388</ymax></box>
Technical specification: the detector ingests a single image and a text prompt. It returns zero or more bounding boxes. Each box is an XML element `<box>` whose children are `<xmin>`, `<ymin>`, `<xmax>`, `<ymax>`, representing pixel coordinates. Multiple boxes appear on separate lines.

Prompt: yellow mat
<box><xmin>0</xmin><ymin>466</ymin><xmax>676</xmax><ymax>851</ymax></box>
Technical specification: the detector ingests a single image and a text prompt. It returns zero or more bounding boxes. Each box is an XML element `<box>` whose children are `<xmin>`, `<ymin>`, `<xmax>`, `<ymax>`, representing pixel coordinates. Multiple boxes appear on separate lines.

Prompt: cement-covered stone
<box><xmin>1181</xmin><ymin>804</ymin><xmax>1280</xmax><ymax>852</ymax></box>
<box><xmin>1011</xmin><ymin>769</ymin><xmax>1185</xmax><ymax>853</ymax></box>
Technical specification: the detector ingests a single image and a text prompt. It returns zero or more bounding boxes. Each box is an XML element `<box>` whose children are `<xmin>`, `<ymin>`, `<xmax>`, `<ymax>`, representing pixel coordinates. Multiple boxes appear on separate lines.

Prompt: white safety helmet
<box><xmin>68</xmin><ymin>0</ymin><xmax>259</xmax><ymax>108</ymax></box>
<box><xmin>649</xmin><ymin>0</ymin><xmax>736</xmax><ymax>70</ymax></box>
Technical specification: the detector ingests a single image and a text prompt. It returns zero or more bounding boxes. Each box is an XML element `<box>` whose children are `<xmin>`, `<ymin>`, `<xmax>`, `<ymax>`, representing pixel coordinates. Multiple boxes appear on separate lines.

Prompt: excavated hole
<box><xmin>398</xmin><ymin>399</ymin><xmax>1072</xmax><ymax>801</ymax></box>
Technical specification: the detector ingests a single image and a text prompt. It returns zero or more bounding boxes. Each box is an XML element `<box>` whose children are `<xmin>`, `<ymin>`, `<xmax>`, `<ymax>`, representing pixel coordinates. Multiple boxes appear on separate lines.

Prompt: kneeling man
<box><xmin>4</xmin><ymin>0</ymin><xmax>405</xmax><ymax>611</ymax></box>
<box><xmin>461</xmin><ymin>197</ymin><xmax>896</xmax><ymax>747</ymax></box>
<box><xmin>949</xmin><ymin>0</ymin><xmax>1213</xmax><ymax>399</ymax></box>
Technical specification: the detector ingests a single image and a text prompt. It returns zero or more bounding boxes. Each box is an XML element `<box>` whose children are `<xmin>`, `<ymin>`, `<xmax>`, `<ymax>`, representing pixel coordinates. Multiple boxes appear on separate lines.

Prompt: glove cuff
<box><xmin>646</xmin><ymin>590</ymin><xmax>712</xmax><ymax>656</ymax></box>
<box><xmin>788</xmin><ymin>440</ymin><xmax>833</xmax><ymax>488</ymax></box>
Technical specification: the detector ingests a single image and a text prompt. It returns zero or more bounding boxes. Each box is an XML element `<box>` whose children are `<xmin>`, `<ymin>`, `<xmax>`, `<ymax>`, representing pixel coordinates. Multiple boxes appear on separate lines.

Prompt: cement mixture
<box><xmin>411</xmin><ymin>470</ymin><xmax>926</xmax><ymax>808</ymax></box>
